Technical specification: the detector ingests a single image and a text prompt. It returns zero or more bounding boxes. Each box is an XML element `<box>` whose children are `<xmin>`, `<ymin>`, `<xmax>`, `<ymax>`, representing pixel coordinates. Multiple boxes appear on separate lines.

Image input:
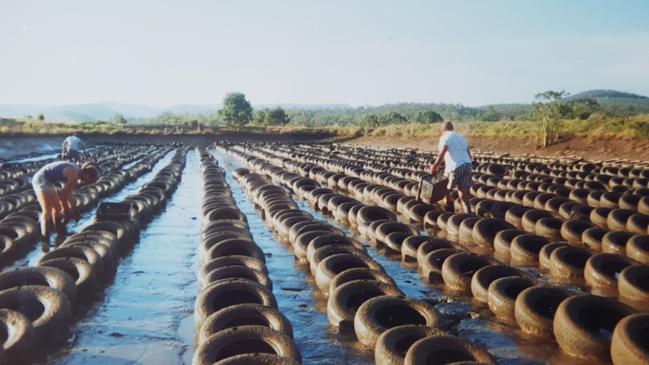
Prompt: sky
<box><xmin>1</xmin><ymin>0</ymin><xmax>648</xmax><ymax>107</ymax></box>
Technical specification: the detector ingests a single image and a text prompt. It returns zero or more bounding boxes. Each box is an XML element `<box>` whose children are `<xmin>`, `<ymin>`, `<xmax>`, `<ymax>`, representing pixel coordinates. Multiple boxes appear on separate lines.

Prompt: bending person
<box><xmin>32</xmin><ymin>161</ymin><xmax>98</xmax><ymax>243</ymax></box>
<box><xmin>429</xmin><ymin>121</ymin><xmax>473</xmax><ymax>213</ymax></box>
<box><xmin>62</xmin><ymin>133</ymin><xmax>83</xmax><ymax>162</ymax></box>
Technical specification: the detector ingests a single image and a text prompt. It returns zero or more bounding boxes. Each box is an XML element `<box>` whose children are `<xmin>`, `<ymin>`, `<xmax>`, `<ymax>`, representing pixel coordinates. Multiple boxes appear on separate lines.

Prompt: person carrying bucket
<box><xmin>429</xmin><ymin>121</ymin><xmax>474</xmax><ymax>213</ymax></box>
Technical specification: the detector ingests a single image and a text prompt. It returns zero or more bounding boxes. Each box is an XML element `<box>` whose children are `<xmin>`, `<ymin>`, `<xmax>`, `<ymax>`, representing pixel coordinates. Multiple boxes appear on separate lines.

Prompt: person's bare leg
<box><xmin>458</xmin><ymin>188</ymin><xmax>472</xmax><ymax>213</ymax></box>
<box><xmin>36</xmin><ymin>190</ymin><xmax>56</xmax><ymax>239</ymax></box>
<box><xmin>445</xmin><ymin>190</ymin><xmax>455</xmax><ymax>212</ymax></box>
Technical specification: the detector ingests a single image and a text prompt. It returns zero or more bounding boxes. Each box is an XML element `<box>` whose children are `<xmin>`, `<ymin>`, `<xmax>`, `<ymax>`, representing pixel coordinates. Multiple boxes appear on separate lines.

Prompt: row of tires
<box><xmin>193</xmin><ymin>148</ymin><xmax>301</xmax><ymax>365</ymax></box>
<box><xmin>256</xmin><ymin>144</ymin><xmax>647</xmax><ymax>306</ymax></box>
<box><xmin>226</xmin><ymin>147</ymin><xmax>500</xmax><ymax>365</ymax></box>
<box><xmin>0</xmin><ymin>148</ymin><xmax>186</xmax><ymax>364</ymax></box>
<box><xmin>228</xmin><ymin>143</ymin><xmax>649</xmax><ymax>365</ymax></box>
<box><xmin>0</xmin><ymin>146</ymin><xmax>172</xmax><ymax>268</ymax></box>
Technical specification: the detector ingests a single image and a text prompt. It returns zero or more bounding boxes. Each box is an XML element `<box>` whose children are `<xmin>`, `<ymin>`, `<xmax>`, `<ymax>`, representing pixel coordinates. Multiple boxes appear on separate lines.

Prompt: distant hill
<box><xmin>0</xmin><ymin>89</ymin><xmax>647</xmax><ymax>123</ymax></box>
<box><xmin>567</xmin><ymin>89</ymin><xmax>649</xmax><ymax>101</ymax></box>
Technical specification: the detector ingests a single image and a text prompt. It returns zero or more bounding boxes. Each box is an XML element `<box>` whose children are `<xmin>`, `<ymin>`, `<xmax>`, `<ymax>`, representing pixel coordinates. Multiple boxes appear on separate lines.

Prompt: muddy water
<box><xmin>213</xmin><ymin>151</ymin><xmax>374</xmax><ymax>365</ymax></box>
<box><xmin>42</xmin><ymin>150</ymin><xmax>201</xmax><ymax>365</ymax></box>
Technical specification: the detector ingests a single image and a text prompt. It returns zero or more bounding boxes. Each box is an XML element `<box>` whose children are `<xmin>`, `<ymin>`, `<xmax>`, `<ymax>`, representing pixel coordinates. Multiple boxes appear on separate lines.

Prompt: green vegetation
<box><xmin>218</xmin><ymin>92</ymin><xmax>253</xmax><ymax>129</ymax></box>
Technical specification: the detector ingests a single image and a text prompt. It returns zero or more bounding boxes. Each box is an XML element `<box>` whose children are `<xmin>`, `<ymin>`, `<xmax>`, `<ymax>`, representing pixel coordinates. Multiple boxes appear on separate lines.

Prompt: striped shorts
<box><xmin>447</xmin><ymin>163</ymin><xmax>473</xmax><ymax>190</ymax></box>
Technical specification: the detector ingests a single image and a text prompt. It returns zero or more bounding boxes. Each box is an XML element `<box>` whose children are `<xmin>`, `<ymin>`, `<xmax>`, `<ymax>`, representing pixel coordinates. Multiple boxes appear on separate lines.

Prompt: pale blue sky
<box><xmin>1</xmin><ymin>0</ymin><xmax>648</xmax><ymax>106</ymax></box>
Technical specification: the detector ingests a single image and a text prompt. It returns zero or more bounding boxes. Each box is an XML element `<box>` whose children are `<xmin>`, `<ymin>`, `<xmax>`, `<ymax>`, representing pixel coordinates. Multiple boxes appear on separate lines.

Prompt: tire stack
<box><xmin>194</xmin><ymin>148</ymin><xmax>301</xmax><ymax>365</ymax></box>
<box><xmin>0</xmin><ymin>148</ymin><xmax>186</xmax><ymax>364</ymax></box>
<box><xmin>225</xmin><ymin>147</ymin><xmax>498</xmax><ymax>365</ymax></box>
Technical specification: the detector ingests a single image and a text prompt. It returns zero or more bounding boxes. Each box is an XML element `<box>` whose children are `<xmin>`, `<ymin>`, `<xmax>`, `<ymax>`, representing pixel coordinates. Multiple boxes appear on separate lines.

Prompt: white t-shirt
<box><xmin>64</xmin><ymin>136</ymin><xmax>82</xmax><ymax>151</ymax></box>
<box><xmin>438</xmin><ymin>131</ymin><xmax>471</xmax><ymax>175</ymax></box>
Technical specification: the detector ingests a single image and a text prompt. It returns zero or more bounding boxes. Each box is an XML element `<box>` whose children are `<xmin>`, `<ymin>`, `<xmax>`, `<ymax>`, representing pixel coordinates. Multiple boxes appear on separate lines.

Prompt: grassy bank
<box><xmin>3</xmin><ymin>114</ymin><xmax>648</xmax><ymax>140</ymax></box>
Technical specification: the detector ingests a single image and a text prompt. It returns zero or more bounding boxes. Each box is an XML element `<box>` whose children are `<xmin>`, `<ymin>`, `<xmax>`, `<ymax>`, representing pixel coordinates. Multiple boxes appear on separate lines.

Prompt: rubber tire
<box><xmin>354</xmin><ymin>295</ymin><xmax>442</xmax><ymax>347</ymax></box>
<box><xmin>374</xmin><ymin>325</ymin><xmax>445</xmax><ymax>365</ymax></box>
<box><xmin>193</xmin><ymin>326</ymin><xmax>301</xmax><ymax>365</ymax></box>
<box><xmin>487</xmin><ymin>276</ymin><xmax>535</xmax><ymax>324</ymax></box>
<box><xmin>327</xmin><ymin>279</ymin><xmax>402</xmax><ymax>328</ymax></box>
<box><xmin>198</xmin><ymin>303</ymin><xmax>293</xmax><ymax>344</ymax></box>
<box><xmin>403</xmin><ymin>335</ymin><xmax>495</xmax><ymax>365</ymax></box>
<box><xmin>611</xmin><ymin>313</ymin><xmax>649</xmax><ymax>365</ymax></box>
<box><xmin>553</xmin><ymin>294</ymin><xmax>633</xmax><ymax>362</ymax></box>
<box><xmin>514</xmin><ymin>285</ymin><xmax>571</xmax><ymax>337</ymax></box>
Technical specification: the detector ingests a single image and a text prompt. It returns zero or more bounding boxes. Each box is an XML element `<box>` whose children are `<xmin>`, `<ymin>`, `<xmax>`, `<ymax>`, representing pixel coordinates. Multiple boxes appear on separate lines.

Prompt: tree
<box><xmin>533</xmin><ymin>90</ymin><xmax>569</xmax><ymax>148</ymax></box>
<box><xmin>264</xmin><ymin>107</ymin><xmax>290</xmax><ymax>126</ymax></box>
<box><xmin>37</xmin><ymin>113</ymin><xmax>45</xmax><ymax>121</ymax></box>
<box><xmin>360</xmin><ymin>114</ymin><xmax>382</xmax><ymax>128</ymax></box>
<box><xmin>112</xmin><ymin>114</ymin><xmax>128</xmax><ymax>125</ymax></box>
<box><xmin>413</xmin><ymin>110</ymin><xmax>443</xmax><ymax>124</ymax></box>
<box><xmin>384</xmin><ymin>111</ymin><xmax>407</xmax><ymax>124</ymax></box>
<box><xmin>218</xmin><ymin>92</ymin><xmax>253</xmax><ymax>128</ymax></box>
<box><xmin>253</xmin><ymin>110</ymin><xmax>266</xmax><ymax>126</ymax></box>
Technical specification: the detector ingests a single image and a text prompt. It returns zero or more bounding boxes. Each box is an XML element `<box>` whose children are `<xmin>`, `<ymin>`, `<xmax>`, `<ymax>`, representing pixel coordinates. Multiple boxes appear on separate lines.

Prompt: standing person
<box><xmin>32</xmin><ymin>161</ymin><xmax>98</xmax><ymax>244</ymax></box>
<box><xmin>62</xmin><ymin>133</ymin><xmax>83</xmax><ymax>162</ymax></box>
<box><xmin>429</xmin><ymin>121</ymin><xmax>473</xmax><ymax>213</ymax></box>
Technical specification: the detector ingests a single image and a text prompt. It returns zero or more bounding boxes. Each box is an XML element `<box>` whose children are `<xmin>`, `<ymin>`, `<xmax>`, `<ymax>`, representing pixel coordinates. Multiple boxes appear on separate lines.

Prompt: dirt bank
<box><xmin>346</xmin><ymin>135</ymin><xmax>649</xmax><ymax>161</ymax></box>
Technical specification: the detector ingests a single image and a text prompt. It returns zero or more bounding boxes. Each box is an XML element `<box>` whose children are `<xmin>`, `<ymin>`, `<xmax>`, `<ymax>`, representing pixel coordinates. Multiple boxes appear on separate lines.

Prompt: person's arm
<box><xmin>466</xmin><ymin>147</ymin><xmax>472</xmax><ymax>161</ymax></box>
<box><xmin>430</xmin><ymin>145</ymin><xmax>448</xmax><ymax>174</ymax></box>
<box><xmin>59</xmin><ymin>168</ymin><xmax>80</xmax><ymax>221</ymax></box>
<box><xmin>62</xmin><ymin>139</ymin><xmax>68</xmax><ymax>154</ymax></box>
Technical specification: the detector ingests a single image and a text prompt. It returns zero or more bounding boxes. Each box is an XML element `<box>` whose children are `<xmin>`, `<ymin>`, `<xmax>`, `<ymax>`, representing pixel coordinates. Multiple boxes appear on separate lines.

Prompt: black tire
<box><xmin>38</xmin><ymin>257</ymin><xmax>97</xmax><ymax>301</ymax></box>
<box><xmin>374</xmin><ymin>325</ymin><xmax>445</xmax><ymax>365</ymax></box>
<box><xmin>0</xmin><ymin>266</ymin><xmax>76</xmax><ymax>305</ymax></box>
<box><xmin>549</xmin><ymin>246</ymin><xmax>591</xmax><ymax>283</ymax></box>
<box><xmin>584</xmin><ymin>253</ymin><xmax>632</xmax><ymax>296</ymax></box>
<box><xmin>193</xmin><ymin>326</ymin><xmax>301</xmax><ymax>365</ymax></box>
<box><xmin>607</xmin><ymin>209</ymin><xmax>635</xmax><ymax>232</ymax></box>
<box><xmin>0</xmin><ymin>308</ymin><xmax>33</xmax><ymax>363</ymax></box>
<box><xmin>560</xmin><ymin>219</ymin><xmax>594</xmax><ymax>245</ymax></box>
<box><xmin>441</xmin><ymin>253</ymin><xmax>491</xmax><ymax>292</ymax></box>
<box><xmin>514</xmin><ymin>285</ymin><xmax>571</xmax><ymax>337</ymax></box>
<box><xmin>611</xmin><ymin>313</ymin><xmax>649</xmax><ymax>365</ymax></box>
<box><xmin>539</xmin><ymin>242</ymin><xmax>569</xmax><ymax>272</ymax></box>
<box><xmin>327</xmin><ymin>279</ymin><xmax>402</xmax><ymax>328</ymax></box>
<box><xmin>534</xmin><ymin>217</ymin><xmax>563</xmax><ymax>241</ymax></box>
<box><xmin>195</xmin><ymin>279</ymin><xmax>277</xmax><ymax>323</ymax></box>
<box><xmin>618</xmin><ymin>265</ymin><xmax>649</xmax><ymax>311</ymax></box>
<box><xmin>420</xmin><ymin>248</ymin><xmax>460</xmax><ymax>284</ymax></box>
<box><xmin>199</xmin><ymin>256</ymin><xmax>268</xmax><ymax>284</ymax></box>
<box><xmin>493</xmin><ymin>229</ymin><xmax>524</xmax><ymax>261</ymax></box>
<box><xmin>582</xmin><ymin>227</ymin><xmax>607</xmax><ymax>252</ymax></box>
<box><xmin>510</xmin><ymin>234</ymin><xmax>550</xmax><ymax>267</ymax></box>
<box><xmin>415</xmin><ymin>239</ymin><xmax>455</xmax><ymax>267</ymax></box>
<box><xmin>401</xmin><ymin>236</ymin><xmax>438</xmax><ymax>264</ymax></box>
<box><xmin>472</xmin><ymin>218</ymin><xmax>512</xmax><ymax>248</ymax></box>
<box><xmin>602</xmin><ymin>231</ymin><xmax>634</xmax><ymax>255</ymax></box>
<box><xmin>328</xmin><ymin>268</ymin><xmax>396</xmax><ymax>297</ymax></box>
<box><xmin>315</xmin><ymin>253</ymin><xmax>382</xmax><ymax>293</ymax></box>
<box><xmin>198</xmin><ymin>304</ymin><xmax>293</xmax><ymax>344</ymax></box>
<box><xmin>553</xmin><ymin>294</ymin><xmax>633</xmax><ymax>361</ymax></box>
<box><xmin>354</xmin><ymin>295</ymin><xmax>442</xmax><ymax>347</ymax></box>
<box><xmin>487</xmin><ymin>276</ymin><xmax>535</xmax><ymax>323</ymax></box>
<box><xmin>0</xmin><ymin>286</ymin><xmax>71</xmax><ymax>341</ymax></box>
<box><xmin>470</xmin><ymin>264</ymin><xmax>525</xmax><ymax>303</ymax></box>
<box><xmin>403</xmin><ymin>335</ymin><xmax>495</xmax><ymax>365</ymax></box>
<box><xmin>204</xmin><ymin>266</ymin><xmax>272</xmax><ymax>290</ymax></box>
<box><xmin>627</xmin><ymin>234</ymin><xmax>649</xmax><ymax>265</ymax></box>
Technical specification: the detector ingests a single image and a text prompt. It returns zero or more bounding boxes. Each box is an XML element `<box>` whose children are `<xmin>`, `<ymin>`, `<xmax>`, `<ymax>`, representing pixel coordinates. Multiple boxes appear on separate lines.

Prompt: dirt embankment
<box><xmin>346</xmin><ymin>135</ymin><xmax>649</xmax><ymax>161</ymax></box>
